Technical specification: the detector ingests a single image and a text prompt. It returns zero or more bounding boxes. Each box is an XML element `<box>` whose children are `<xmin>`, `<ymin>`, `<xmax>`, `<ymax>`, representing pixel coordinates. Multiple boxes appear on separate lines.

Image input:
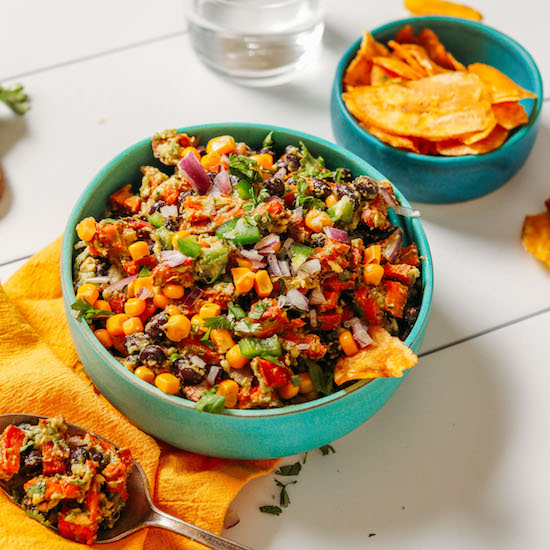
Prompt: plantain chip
<box><xmin>522</xmin><ymin>210</ymin><xmax>550</xmax><ymax>267</ymax></box>
<box><xmin>370</xmin><ymin>64</ymin><xmax>401</xmax><ymax>86</ymax></box>
<box><xmin>492</xmin><ymin>101</ymin><xmax>529</xmax><ymax>130</ymax></box>
<box><xmin>417</xmin><ymin>28</ymin><xmax>466</xmax><ymax>71</ymax></box>
<box><xmin>344</xmin><ymin>31</ymin><xmax>389</xmax><ymax>89</ymax></box>
<box><xmin>468</xmin><ymin>63</ymin><xmax>537</xmax><ymax>103</ymax></box>
<box><xmin>360</xmin><ymin>122</ymin><xmax>420</xmax><ymax>152</ymax></box>
<box><xmin>372</xmin><ymin>54</ymin><xmax>425</xmax><ymax>80</ymax></box>
<box><xmin>436</xmin><ymin>125</ymin><xmax>508</xmax><ymax>155</ymax></box>
<box><xmin>404</xmin><ymin>0</ymin><xmax>482</xmax><ymax>21</ymax></box>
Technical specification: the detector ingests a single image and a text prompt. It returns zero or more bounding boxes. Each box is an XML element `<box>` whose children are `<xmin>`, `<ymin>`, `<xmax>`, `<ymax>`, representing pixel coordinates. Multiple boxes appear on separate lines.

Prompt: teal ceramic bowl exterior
<box><xmin>61</xmin><ymin>123</ymin><xmax>433</xmax><ymax>459</ymax></box>
<box><xmin>331</xmin><ymin>17</ymin><xmax>544</xmax><ymax>204</ymax></box>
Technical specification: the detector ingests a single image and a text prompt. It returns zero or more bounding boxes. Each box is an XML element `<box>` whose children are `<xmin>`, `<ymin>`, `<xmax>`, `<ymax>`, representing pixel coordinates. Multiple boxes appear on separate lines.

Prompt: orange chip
<box><xmin>418</xmin><ymin>28</ymin><xmax>466</xmax><ymax>71</ymax></box>
<box><xmin>395</xmin><ymin>24</ymin><xmax>418</xmax><ymax>44</ymax></box>
<box><xmin>334</xmin><ymin>326</ymin><xmax>418</xmax><ymax>385</ymax></box>
<box><xmin>360</xmin><ymin>122</ymin><xmax>420</xmax><ymax>153</ymax></box>
<box><xmin>522</xmin><ymin>210</ymin><xmax>550</xmax><ymax>267</ymax></box>
<box><xmin>370</xmin><ymin>64</ymin><xmax>401</xmax><ymax>86</ymax></box>
<box><xmin>457</xmin><ymin>120</ymin><xmax>497</xmax><ymax>144</ymax></box>
<box><xmin>400</xmin><ymin>43</ymin><xmax>448</xmax><ymax>75</ymax></box>
<box><xmin>492</xmin><ymin>101</ymin><xmax>529</xmax><ymax>130</ymax></box>
<box><xmin>404</xmin><ymin>0</ymin><xmax>482</xmax><ymax>21</ymax></box>
<box><xmin>436</xmin><ymin>125</ymin><xmax>509</xmax><ymax>155</ymax></box>
<box><xmin>342</xmin><ymin>72</ymin><xmax>495</xmax><ymax>140</ymax></box>
<box><xmin>388</xmin><ymin>40</ymin><xmax>429</xmax><ymax>77</ymax></box>
<box><xmin>468</xmin><ymin>63</ymin><xmax>537</xmax><ymax>103</ymax></box>
<box><xmin>372</xmin><ymin>55</ymin><xmax>425</xmax><ymax>80</ymax></box>
<box><xmin>343</xmin><ymin>31</ymin><xmax>389</xmax><ymax>89</ymax></box>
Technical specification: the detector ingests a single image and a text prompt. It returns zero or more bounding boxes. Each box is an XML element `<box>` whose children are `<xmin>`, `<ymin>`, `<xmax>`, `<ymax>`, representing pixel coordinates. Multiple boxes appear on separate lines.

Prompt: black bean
<box><xmin>21</xmin><ymin>449</ymin><xmax>42</xmax><ymax>475</ymax></box>
<box><xmin>163</xmin><ymin>218</ymin><xmax>179</xmax><ymax>231</ymax></box>
<box><xmin>149</xmin><ymin>201</ymin><xmax>166</xmax><ymax>215</ymax></box>
<box><xmin>174</xmin><ymin>360</ymin><xmax>203</xmax><ymax>385</ymax></box>
<box><xmin>145</xmin><ymin>313</ymin><xmax>169</xmax><ymax>343</ymax></box>
<box><xmin>351</xmin><ymin>176</ymin><xmax>378</xmax><ymax>200</ymax></box>
<box><xmin>264</xmin><ymin>177</ymin><xmax>285</xmax><ymax>197</ymax></box>
<box><xmin>92</xmin><ymin>451</ymin><xmax>110</xmax><ymax>471</ymax></box>
<box><xmin>285</xmin><ymin>153</ymin><xmax>301</xmax><ymax>172</ymax></box>
<box><xmin>335</xmin><ymin>183</ymin><xmax>358</xmax><ymax>207</ymax></box>
<box><xmin>139</xmin><ymin>345</ymin><xmax>166</xmax><ymax>366</ymax></box>
<box><xmin>338</xmin><ymin>168</ymin><xmax>353</xmax><ymax>183</ymax></box>
<box><xmin>260</xmin><ymin>147</ymin><xmax>275</xmax><ymax>156</ymax></box>
<box><xmin>70</xmin><ymin>447</ymin><xmax>89</xmax><ymax>464</ymax></box>
<box><xmin>312</xmin><ymin>178</ymin><xmax>331</xmax><ymax>200</ymax></box>
<box><xmin>310</xmin><ymin>234</ymin><xmax>326</xmax><ymax>248</ymax></box>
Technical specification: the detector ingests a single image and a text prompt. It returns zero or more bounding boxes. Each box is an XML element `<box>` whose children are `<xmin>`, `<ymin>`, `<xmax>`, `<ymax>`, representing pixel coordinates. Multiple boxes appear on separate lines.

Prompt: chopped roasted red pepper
<box><xmin>356</xmin><ymin>287</ymin><xmax>384</xmax><ymax>325</ymax></box>
<box><xmin>256</xmin><ymin>358</ymin><xmax>292</xmax><ymax>387</ymax></box>
<box><xmin>108</xmin><ymin>293</ymin><xmax>127</xmax><ymax>314</ymax></box>
<box><xmin>42</xmin><ymin>441</ymin><xmax>66</xmax><ymax>475</ymax></box>
<box><xmin>382</xmin><ymin>263</ymin><xmax>419</xmax><ymax>285</ymax></box>
<box><xmin>139</xmin><ymin>302</ymin><xmax>157</xmax><ymax>325</ymax></box>
<box><xmin>110</xmin><ymin>184</ymin><xmax>141</xmax><ymax>214</ymax></box>
<box><xmin>316</xmin><ymin>313</ymin><xmax>342</xmax><ymax>331</ymax></box>
<box><xmin>399</xmin><ymin>244</ymin><xmax>420</xmax><ymax>267</ymax></box>
<box><xmin>318</xmin><ymin>291</ymin><xmax>338</xmax><ymax>312</ymax></box>
<box><xmin>383</xmin><ymin>280</ymin><xmax>409</xmax><ymax>318</ymax></box>
<box><xmin>0</xmin><ymin>425</ymin><xmax>25</xmax><ymax>480</ymax></box>
<box><xmin>58</xmin><ymin>513</ymin><xmax>99</xmax><ymax>546</ymax></box>
<box><xmin>122</xmin><ymin>255</ymin><xmax>158</xmax><ymax>276</ymax></box>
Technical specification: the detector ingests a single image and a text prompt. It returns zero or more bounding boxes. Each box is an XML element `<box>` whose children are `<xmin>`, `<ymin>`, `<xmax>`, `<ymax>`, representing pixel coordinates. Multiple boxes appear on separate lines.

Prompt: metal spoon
<box><xmin>0</xmin><ymin>414</ymin><xmax>253</xmax><ymax>550</ymax></box>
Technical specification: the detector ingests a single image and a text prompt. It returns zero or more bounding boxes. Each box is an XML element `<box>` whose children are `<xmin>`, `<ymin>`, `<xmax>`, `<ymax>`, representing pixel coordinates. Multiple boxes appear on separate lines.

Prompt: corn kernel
<box><xmin>236</xmin><ymin>257</ymin><xmax>253</xmax><ymax>268</ymax></box>
<box><xmin>182</xmin><ymin>146</ymin><xmax>201</xmax><ymax>162</ymax></box>
<box><xmin>94</xmin><ymin>328</ymin><xmax>113</xmax><ymax>349</ymax></box>
<box><xmin>123</xmin><ymin>317</ymin><xmax>144</xmax><ymax>335</ymax></box>
<box><xmin>166</xmin><ymin>304</ymin><xmax>180</xmax><ymax>316</ymax></box>
<box><xmin>199</xmin><ymin>302</ymin><xmax>222</xmax><ymax>319</ymax></box>
<box><xmin>163</xmin><ymin>283</ymin><xmax>184</xmax><ymax>300</ymax></box>
<box><xmin>365</xmin><ymin>245</ymin><xmax>381</xmax><ymax>265</ymax></box>
<box><xmin>164</xmin><ymin>314</ymin><xmax>191</xmax><ymax>342</ymax></box>
<box><xmin>226</xmin><ymin>344</ymin><xmax>249</xmax><ymax>369</ymax></box>
<box><xmin>216</xmin><ymin>379</ymin><xmax>239</xmax><ymax>408</ymax></box>
<box><xmin>339</xmin><ymin>330</ymin><xmax>359</xmax><ymax>356</ymax></box>
<box><xmin>278</xmin><ymin>382</ymin><xmax>300</xmax><ymax>400</ymax></box>
<box><xmin>134</xmin><ymin>277</ymin><xmax>154</xmax><ymax>295</ymax></box>
<box><xmin>325</xmin><ymin>194</ymin><xmax>338</xmax><ymax>208</ymax></box>
<box><xmin>124</xmin><ymin>298</ymin><xmax>146</xmax><ymax>317</ymax></box>
<box><xmin>76</xmin><ymin>217</ymin><xmax>97</xmax><ymax>242</ymax></box>
<box><xmin>298</xmin><ymin>373</ymin><xmax>315</xmax><ymax>394</ymax></box>
<box><xmin>134</xmin><ymin>366</ymin><xmax>155</xmax><ymax>384</ymax></box>
<box><xmin>127</xmin><ymin>281</ymin><xmax>136</xmax><ymax>298</ymax></box>
<box><xmin>250</xmin><ymin>154</ymin><xmax>273</xmax><ymax>170</ymax></box>
<box><xmin>94</xmin><ymin>300</ymin><xmax>112</xmax><ymax>313</ymax></box>
<box><xmin>201</xmin><ymin>151</ymin><xmax>221</xmax><ymax>171</ymax></box>
<box><xmin>128</xmin><ymin>241</ymin><xmax>150</xmax><ymax>261</ymax></box>
<box><xmin>155</xmin><ymin>373</ymin><xmax>180</xmax><ymax>395</ymax></box>
<box><xmin>76</xmin><ymin>283</ymin><xmax>99</xmax><ymax>306</ymax></box>
<box><xmin>254</xmin><ymin>270</ymin><xmax>273</xmax><ymax>297</ymax></box>
<box><xmin>232</xmin><ymin>267</ymin><xmax>255</xmax><ymax>294</ymax></box>
<box><xmin>191</xmin><ymin>314</ymin><xmax>206</xmax><ymax>333</ymax></box>
<box><xmin>363</xmin><ymin>264</ymin><xmax>384</xmax><ymax>286</ymax></box>
<box><xmin>153</xmin><ymin>292</ymin><xmax>171</xmax><ymax>310</ymax></box>
<box><xmin>206</xmin><ymin>135</ymin><xmax>236</xmax><ymax>155</ymax></box>
<box><xmin>106</xmin><ymin>314</ymin><xmax>129</xmax><ymax>337</ymax></box>
<box><xmin>304</xmin><ymin>209</ymin><xmax>334</xmax><ymax>232</ymax></box>
<box><xmin>171</xmin><ymin>230</ymin><xmax>191</xmax><ymax>249</ymax></box>
<box><xmin>211</xmin><ymin>329</ymin><xmax>235</xmax><ymax>354</ymax></box>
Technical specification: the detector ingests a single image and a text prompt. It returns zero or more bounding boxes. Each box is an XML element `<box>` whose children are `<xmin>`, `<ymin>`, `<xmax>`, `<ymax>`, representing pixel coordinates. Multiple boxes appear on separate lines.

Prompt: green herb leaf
<box><xmin>319</xmin><ymin>444</ymin><xmax>335</xmax><ymax>456</ymax></box>
<box><xmin>228</xmin><ymin>302</ymin><xmax>246</xmax><ymax>320</ymax></box>
<box><xmin>194</xmin><ymin>386</ymin><xmax>226</xmax><ymax>414</ymax></box>
<box><xmin>259</xmin><ymin>355</ymin><xmax>283</xmax><ymax>366</ymax></box>
<box><xmin>203</xmin><ymin>316</ymin><xmax>233</xmax><ymax>330</ymax></box>
<box><xmin>291</xmin><ymin>375</ymin><xmax>301</xmax><ymax>387</ymax></box>
<box><xmin>233</xmin><ymin>319</ymin><xmax>262</xmax><ymax>334</ymax></box>
<box><xmin>169</xmin><ymin>353</ymin><xmax>181</xmax><ymax>362</ymax></box>
<box><xmin>259</xmin><ymin>505</ymin><xmax>282</xmax><ymax>516</ymax></box>
<box><xmin>275</xmin><ymin>479</ymin><xmax>296</xmax><ymax>508</ymax></box>
<box><xmin>0</xmin><ymin>83</ymin><xmax>30</xmax><ymax>115</ymax></box>
<box><xmin>139</xmin><ymin>266</ymin><xmax>150</xmax><ymax>277</ymax></box>
<box><xmin>24</xmin><ymin>509</ymin><xmax>51</xmax><ymax>526</ymax></box>
<box><xmin>200</xmin><ymin>328</ymin><xmax>212</xmax><ymax>342</ymax></box>
<box><xmin>305</xmin><ymin>359</ymin><xmax>333</xmax><ymax>396</ymax></box>
<box><xmin>275</xmin><ymin>462</ymin><xmax>302</xmax><ymax>476</ymax></box>
<box><xmin>298</xmin><ymin>141</ymin><xmax>324</xmax><ymax>177</ymax></box>
<box><xmin>228</xmin><ymin>154</ymin><xmax>262</xmax><ymax>185</ymax></box>
<box><xmin>262</xmin><ymin>131</ymin><xmax>274</xmax><ymax>149</ymax></box>
<box><xmin>26</xmin><ymin>480</ymin><xmax>46</xmax><ymax>499</ymax></box>
<box><xmin>71</xmin><ymin>299</ymin><xmax>115</xmax><ymax>321</ymax></box>
<box><xmin>248</xmin><ymin>300</ymin><xmax>269</xmax><ymax>320</ymax></box>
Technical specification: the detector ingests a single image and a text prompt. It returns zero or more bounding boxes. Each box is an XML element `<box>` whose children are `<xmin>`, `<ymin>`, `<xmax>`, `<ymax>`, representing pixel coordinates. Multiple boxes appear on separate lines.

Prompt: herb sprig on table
<box><xmin>0</xmin><ymin>83</ymin><xmax>30</xmax><ymax>115</ymax></box>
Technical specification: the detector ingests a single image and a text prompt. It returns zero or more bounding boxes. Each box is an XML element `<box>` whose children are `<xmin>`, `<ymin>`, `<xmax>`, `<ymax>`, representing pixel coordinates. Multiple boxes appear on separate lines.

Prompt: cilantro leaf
<box><xmin>275</xmin><ymin>462</ymin><xmax>302</xmax><ymax>476</ymax></box>
<box><xmin>233</xmin><ymin>319</ymin><xmax>262</xmax><ymax>334</ymax></box>
<box><xmin>200</xmin><ymin>328</ymin><xmax>212</xmax><ymax>343</ymax></box>
<box><xmin>0</xmin><ymin>83</ymin><xmax>30</xmax><ymax>115</ymax></box>
<box><xmin>275</xmin><ymin>479</ymin><xmax>296</xmax><ymax>508</ymax></box>
<box><xmin>259</xmin><ymin>355</ymin><xmax>283</xmax><ymax>366</ymax></box>
<box><xmin>24</xmin><ymin>509</ymin><xmax>51</xmax><ymax>526</ymax></box>
<box><xmin>319</xmin><ymin>444</ymin><xmax>335</xmax><ymax>456</ymax></box>
<box><xmin>248</xmin><ymin>300</ymin><xmax>269</xmax><ymax>320</ymax></box>
<box><xmin>228</xmin><ymin>302</ymin><xmax>246</xmax><ymax>319</ymax></box>
<box><xmin>259</xmin><ymin>505</ymin><xmax>282</xmax><ymax>516</ymax></box>
<box><xmin>194</xmin><ymin>386</ymin><xmax>226</xmax><ymax>413</ymax></box>
<box><xmin>26</xmin><ymin>480</ymin><xmax>46</xmax><ymax>499</ymax></box>
<box><xmin>71</xmin><ymin>299</ymin><xmax>115</xmax><ymax>321</ymax></box>
<box><xmin>228</xmin><ymin>154</ymin><xmax>262</xmax><ymax>184</ymax></box>
<box><xmin>298</xmin><ymin>141</ymin><xmax>324</xmax><ymax>177</ymax></box>
<box><xmin>305</xmin><ymin>359</ymin><xmax>333</xmax><ymax>396</ymax></box>
<box><xmin>203</xmin><ymin>316</ymin><xmax>233</xmax><ymax>330</ymax></box>
<box><xmin>262</xmin><ymin>131</ymin><xmax>274</xmax><ymax>149</ymax></box>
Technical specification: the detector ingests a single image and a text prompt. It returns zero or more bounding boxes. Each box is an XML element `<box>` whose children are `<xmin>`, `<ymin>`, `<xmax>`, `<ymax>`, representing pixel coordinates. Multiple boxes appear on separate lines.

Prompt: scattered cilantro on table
<box><xmin>0</xmin><ymin>83</ymin><xmax>30</xmax><ymax>115</ymax></box>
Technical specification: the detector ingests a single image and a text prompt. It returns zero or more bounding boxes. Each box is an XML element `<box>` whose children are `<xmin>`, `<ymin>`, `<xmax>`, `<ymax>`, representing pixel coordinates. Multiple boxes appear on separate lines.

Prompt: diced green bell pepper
<box><xmin>238</xmin><ymin>335</ymin><xmax>283</xmax><ymax>359</ymax></box>
<box><xmin>327</xmin><ymin>195</ymin><xmax>354</xmax><ymax>224</ymax></box>
<box><xmin>289</xmin><ymin>242</ymin><xmax>314</xmax><ymax>270</ymax></box>
<box><xmin>156</xmin><ymin>226</ymin><xmax>173</xmax><ymax>250</ymax></box>
<box><xmin>236</xmin><ymin>180</ymin><xmax>254</xmax><ymax>199</ymax></box>
<box><xmin>177</xmin><ymin>236</ymin><xmax>201</xmax><ymax>259</ymax></box>
<box><xmin>148</xmin><ymin>212</ymin><xmax>165</xmax><ymax>228</ymax></box>
<box><xmin>215</xmin><ymin>217</ymin><xmax>261</xmax><ymax>245</ymax></box>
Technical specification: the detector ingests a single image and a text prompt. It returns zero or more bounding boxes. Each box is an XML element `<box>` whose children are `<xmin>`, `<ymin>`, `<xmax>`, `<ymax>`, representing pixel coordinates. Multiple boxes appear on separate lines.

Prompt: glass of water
<box><xmin>188</xmin><ymin>0</ymin><xmax>325</xmax><ymax>86</ymax></box>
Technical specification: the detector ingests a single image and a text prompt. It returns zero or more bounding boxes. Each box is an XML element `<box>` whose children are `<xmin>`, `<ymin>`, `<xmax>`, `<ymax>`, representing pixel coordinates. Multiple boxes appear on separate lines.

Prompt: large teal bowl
<box><xmin>331</xmin><ymin>17</ymin><xmax>543</xmax><ymax>203</ymax></box>
<box><xmin>61</xmin><ymin>123</ymin><xmax>433</xmax><ymax>459</ymax></box>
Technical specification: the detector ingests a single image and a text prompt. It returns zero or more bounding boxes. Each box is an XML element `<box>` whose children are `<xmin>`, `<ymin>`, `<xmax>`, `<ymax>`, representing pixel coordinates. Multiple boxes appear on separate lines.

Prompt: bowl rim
<box><xmin>333</xmin><ymin>15</ymin><xmax>544</xmax><ymax>163</ymax></box>
<box><xmin>61</xmin><ymin>122</ymin><xmax>434</xmax><ymax>419</ymax></box>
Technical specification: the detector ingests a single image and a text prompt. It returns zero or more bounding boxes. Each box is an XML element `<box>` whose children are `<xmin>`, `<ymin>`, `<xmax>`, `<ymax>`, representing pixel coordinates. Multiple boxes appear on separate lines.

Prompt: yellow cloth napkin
<box><xmin>0</xmin><ymin>237</ymin><xmax>278</xmax><ymax>549</ymax></box>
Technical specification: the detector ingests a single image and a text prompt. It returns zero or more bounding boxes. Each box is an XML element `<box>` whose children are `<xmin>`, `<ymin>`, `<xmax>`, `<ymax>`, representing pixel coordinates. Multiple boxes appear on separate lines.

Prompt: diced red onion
<box><xmin>278</xmin><ymin>260</ymin><xmax>291</xmax><ymax>277</ymax></box>
<box><xmin>295</xmin><ymin>343</ymin><xmax>311</xmax><ymax>350</ymax></box>
<box><xmin>292</xmin><ymin>207</ymin><xmax>303</xmax><ymax>223</ymax></box>
<box><xmin>223</xmin><ymin>508</ymin><xmax>240</xmax><ymax>530</ymax></box>
<box><xmin>267</xmin><ymin>195</ymin><xmax>280</xmax><ymax>203</ymax></box>
<box><xmin>191</xmin><ymin>355</ymin><xmax>206</xmax><ymax>369</ymax></box>
<box><xmin>380</xmin><ymin>187</ymin><xmax>398</xmax><ymax>210</ymax></box>
<box><xmin>254</xmin><ymin>234</ymin><xmax>280</xmax><ymax>255</ymax></box>
<box><xmin>160</xmin><ymin>205</ymin><xmax>178</xmax><ymax>217</ymax></box>
<box><xmin>85</xmin><ymin>276</ymin><xmax>110</xmax><ymax>284</ymax></box>
<box><xmin>136</xmin><ymin>287</ymin><xmax>154</xmax><ymax>300</ymax></box>
<box><xmin>220</xmin><ymin>154</ymin><xmax>229</xmax><ymax>164</ymax></box>
<box><xmin>273</xmin><ymin>167</ymin><xmax>287</xmax><ymax>180</ymax></box>
<box><xmin>394</xmin><ymin>204</ymin><xmax>420</xmax><ymax>217</ymax></box>
<box><xmin>177</xmin><ymin>153</ymin><xmax>212</xmax><ymax>195</ymax></box>
<box><xmin>210</xmin><ymin>186</ymin><xmax>222</xmax><ymax>198</ymax></box>
<box><xmin>298</xmin><ymin>259</ymin><xmax>321</xmax><ymax>275</ymax></box>
<box><xmin>267</xmin><ymin>255</ymin><xmax>282</xmax><ymax>277</ymax></box>
<box><xmin>323</xmin><ymin>226</ymin><xmax>348</xmax><ymax>242</ymax></box>
<box><xmin>351</xmin><ymin>319</ymin><xmax>374</xmax><ymax>348</ymax></box>
<box><xmin>239</xmin><ymin>248</ymin><xmax>267</xmax><ymax>268</ymax></box>
<box><xmin>286</xmin><ymin>289</ymin><xmax>309</xmax><ymax>311</ymax></box>
<box><xmin>214</xmin><ymin>169</ymin><xmax>232</xmax><ymax>194</ymax></box>
<box><xmin>277</xmin><ymin>295</ymin><xmax>287</xmax><ymax>308</ymax></box>
<box><xmin>183</xmin><ymin>287</ymin><xmax>203</xmax><ymax>307</ymax></box>
<box><xmin>309</xmin><ymin>287</ymin><xmax>325</xmax><ymax>305</ymax></box>
<box><xmin>283</xmin><ymin>238</ymin><xmax>294</xmax><ymax>250</ymax></box>
<box><xmin>103</xmin><ymin>274</ymin><xmax>138</xmax><ymax>295</ymax></box>
<box><xmin>381</xmin><ymin>227</ymin><xmax>403</xmax><ymax>263</ymax></box>
<box><xmin>206</xmin><ymin>366</ymin><xmax>222</xmax><ymax>386</ymax></box>
<box><xmin>309</xmin><ymin>309</ymin><xmax>318</xmax><ymax>328</ymax></box>
<box><xmin>160</xmin><ymin>250</ymin><xmax>187</xmax><ymax>267</ymax></box>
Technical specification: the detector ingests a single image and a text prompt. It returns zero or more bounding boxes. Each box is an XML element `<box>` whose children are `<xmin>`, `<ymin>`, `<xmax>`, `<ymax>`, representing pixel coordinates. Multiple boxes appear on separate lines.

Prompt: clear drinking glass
<box><xmin>188</xmin><ymin>0</ymin><xmax>325</xmax><ymax>86</ymax></box>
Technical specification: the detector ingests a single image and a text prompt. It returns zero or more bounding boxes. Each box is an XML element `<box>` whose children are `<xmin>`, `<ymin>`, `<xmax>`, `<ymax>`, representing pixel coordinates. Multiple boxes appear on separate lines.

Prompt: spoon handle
<box><xmin>145</xmin><ymin>506</ymin><xmax>254</xmax><ymax>550</ymax></box>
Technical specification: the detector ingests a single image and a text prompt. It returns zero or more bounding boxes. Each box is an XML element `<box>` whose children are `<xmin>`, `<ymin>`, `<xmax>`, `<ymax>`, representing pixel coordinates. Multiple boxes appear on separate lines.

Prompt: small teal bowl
<box><xmin>331</xmin><ymin>17</ymin><xmax>543</xmax><ymax>203</ymax></box>
<box><xmin>61</xmin><ymin>123</ymin><xmax>433</xmax><ymax>459</ymax></box>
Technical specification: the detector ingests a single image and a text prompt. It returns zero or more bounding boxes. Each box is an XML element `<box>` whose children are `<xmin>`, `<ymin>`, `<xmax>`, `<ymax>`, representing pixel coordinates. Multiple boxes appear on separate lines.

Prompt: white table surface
<box><xmin>1</xmin><ymin>1</ymin><xmax>549</xmax><ymax>548</ymax></box>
